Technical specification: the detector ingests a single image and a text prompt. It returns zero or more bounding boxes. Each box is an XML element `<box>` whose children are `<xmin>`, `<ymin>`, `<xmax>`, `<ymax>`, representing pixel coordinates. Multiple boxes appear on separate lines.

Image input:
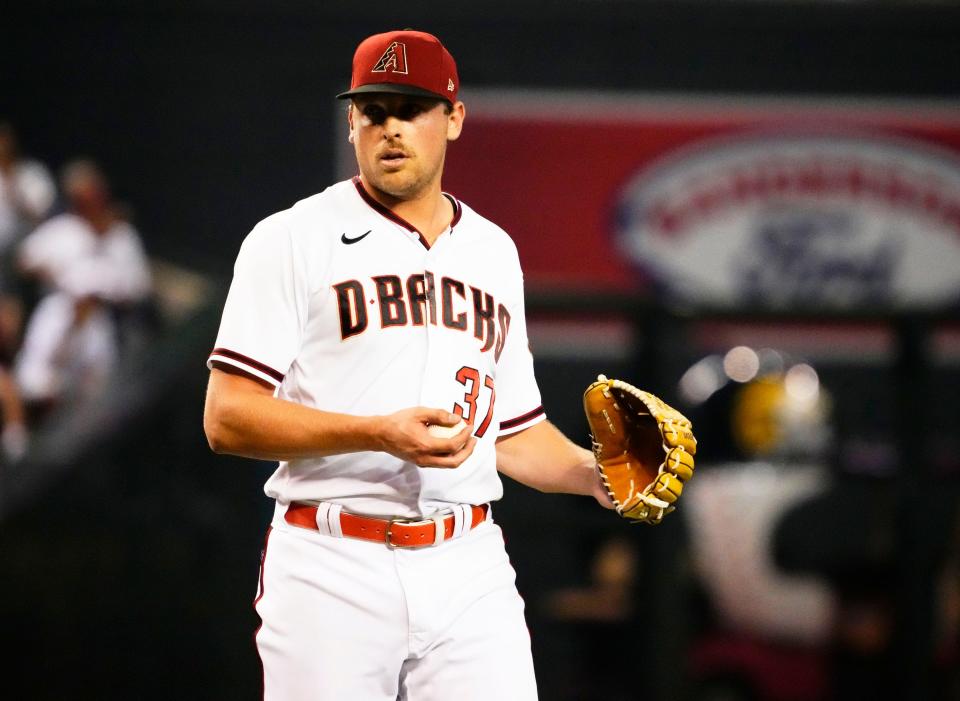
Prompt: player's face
<box><xmin>349</xmin><ymin>94</ymin><xmax>465</xmax><ymax>201</ymax></box>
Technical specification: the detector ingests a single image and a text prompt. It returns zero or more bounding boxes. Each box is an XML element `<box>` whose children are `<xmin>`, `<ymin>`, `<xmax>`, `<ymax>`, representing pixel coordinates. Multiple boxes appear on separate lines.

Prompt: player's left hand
<box><xmin>583</xmin><ymin>375</ymin><xmax>696</xmax><ymax>524</ymax></box>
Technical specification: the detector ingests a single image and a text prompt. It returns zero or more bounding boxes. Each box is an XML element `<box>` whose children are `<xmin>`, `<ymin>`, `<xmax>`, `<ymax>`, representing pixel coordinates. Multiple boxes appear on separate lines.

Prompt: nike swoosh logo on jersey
<box><xmin>341</xmin><ymin>230</ymin><xmax>372</xmax><ymax>244</ymax></box>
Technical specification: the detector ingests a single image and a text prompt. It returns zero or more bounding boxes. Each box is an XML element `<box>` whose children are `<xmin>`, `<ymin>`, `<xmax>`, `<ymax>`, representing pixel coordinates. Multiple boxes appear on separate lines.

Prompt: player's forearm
<box><xmin>204</xmin><ymin>376</ymin><xmax>381</xmax><ymax>460</ymax></box>
<box><xmin>205</xmin><ymin>367</ymin><xmax>476</xmax><ymax>467</ymax></box>
<box><xmin>496</xmin><ymin>420</ymin><xmax>602</xmax><ymax>498</ymax></box>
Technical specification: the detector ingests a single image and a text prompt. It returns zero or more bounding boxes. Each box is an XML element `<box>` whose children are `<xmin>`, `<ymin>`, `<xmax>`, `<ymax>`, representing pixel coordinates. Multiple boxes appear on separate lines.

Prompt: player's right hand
<box><xmin>376</xmin><ymin>407</ymin><xmax>476</xmax><ymax>468</ymax></box>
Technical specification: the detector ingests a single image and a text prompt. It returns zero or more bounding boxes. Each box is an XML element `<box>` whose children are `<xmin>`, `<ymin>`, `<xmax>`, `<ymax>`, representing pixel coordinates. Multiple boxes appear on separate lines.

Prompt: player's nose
<box><xmin>381</xmin><ymin>116</ymin><xmax>404</xmax><ymax>137</ymax></box>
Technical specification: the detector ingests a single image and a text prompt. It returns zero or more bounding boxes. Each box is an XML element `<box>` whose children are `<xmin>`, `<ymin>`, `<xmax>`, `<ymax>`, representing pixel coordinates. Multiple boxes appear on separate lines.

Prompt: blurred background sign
<box><xmin>440</xmin><ymin>91</ymin><xmax>960</xmax><ymax>309</ymax></box>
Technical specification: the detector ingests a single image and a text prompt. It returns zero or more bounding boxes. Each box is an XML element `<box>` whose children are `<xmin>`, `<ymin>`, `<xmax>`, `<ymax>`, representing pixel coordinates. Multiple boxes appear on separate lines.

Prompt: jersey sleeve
<box><xmin>494</xmin><ymin>265</ymin><xmax>546</xmax><ymax>437</ymax></box>
<box><xmin>207</xmin><ymin>216</ymin><xmax>309</xmax><ymax>388</ymax></box>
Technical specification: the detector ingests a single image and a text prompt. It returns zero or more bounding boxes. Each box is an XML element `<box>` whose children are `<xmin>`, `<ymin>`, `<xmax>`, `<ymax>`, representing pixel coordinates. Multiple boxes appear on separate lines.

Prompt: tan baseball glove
<box><xmin>583</xmin><ymin>375</ymin><xmax>697</xmax><ymax>524</ymax></box>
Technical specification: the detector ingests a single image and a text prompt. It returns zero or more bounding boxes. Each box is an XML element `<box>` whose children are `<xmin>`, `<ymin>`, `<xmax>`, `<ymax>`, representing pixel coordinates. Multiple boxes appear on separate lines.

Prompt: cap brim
<box><xmin>336</xmin><ymin>83</ymin><xmax>451</xmax><ymax>102</ymax></box>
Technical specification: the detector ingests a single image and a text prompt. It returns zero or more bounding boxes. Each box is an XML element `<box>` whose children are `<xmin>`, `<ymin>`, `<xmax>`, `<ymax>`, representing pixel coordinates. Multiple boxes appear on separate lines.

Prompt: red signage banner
<box><xmin>442</xmin><ymin>91</ymin><xmax>960</xmax><ymax>308</ymax></box>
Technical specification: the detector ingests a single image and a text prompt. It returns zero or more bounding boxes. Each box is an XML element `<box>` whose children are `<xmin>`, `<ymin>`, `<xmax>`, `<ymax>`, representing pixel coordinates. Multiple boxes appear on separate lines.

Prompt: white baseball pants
<box><xmin>255</xmin><ymin>502</ymin><xmax>539</xmax><ymax>700</ymax></box>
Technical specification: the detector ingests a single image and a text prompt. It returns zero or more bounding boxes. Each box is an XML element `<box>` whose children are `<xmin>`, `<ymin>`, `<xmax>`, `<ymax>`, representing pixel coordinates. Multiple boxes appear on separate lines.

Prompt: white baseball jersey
<box><xmin>208</xmin><ymin>177</ymin><xmax>546</xmax><ymax>518</ymax></box>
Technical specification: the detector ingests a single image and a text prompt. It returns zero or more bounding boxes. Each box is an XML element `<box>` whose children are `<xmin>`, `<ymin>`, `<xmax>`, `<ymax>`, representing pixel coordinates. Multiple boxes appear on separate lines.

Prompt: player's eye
<box><xmin>396</xmin><ymin>103</ymin><xmax>424</xmax><ymax>121</ymax></box>
<box><xmin>362</xmin><ymin>105</ymin><xmax>388</xmax><ymax>125</ymax></box>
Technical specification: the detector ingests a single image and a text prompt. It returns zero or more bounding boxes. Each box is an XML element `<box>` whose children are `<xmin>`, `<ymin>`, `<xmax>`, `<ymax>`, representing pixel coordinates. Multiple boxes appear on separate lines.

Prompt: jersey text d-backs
<box><xmin>208</xmin><ymin>178</ymin><xmax>545</xmax><ymax>517</ymax></box>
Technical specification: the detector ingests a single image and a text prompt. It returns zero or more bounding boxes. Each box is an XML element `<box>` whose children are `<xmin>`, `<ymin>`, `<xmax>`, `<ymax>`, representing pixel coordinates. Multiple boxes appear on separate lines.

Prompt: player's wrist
<box><xmin>363</xmin><ymin>414</ymin><xmax>390</xmax><ymax>453</ymax></box>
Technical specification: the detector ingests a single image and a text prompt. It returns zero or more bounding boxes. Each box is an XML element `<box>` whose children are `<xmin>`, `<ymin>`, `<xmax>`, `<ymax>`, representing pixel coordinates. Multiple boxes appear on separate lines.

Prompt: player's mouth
<box><xmin>379</xmin><ymin>148</ymin><xmax>410</xmax><ymax>169</ymax></box>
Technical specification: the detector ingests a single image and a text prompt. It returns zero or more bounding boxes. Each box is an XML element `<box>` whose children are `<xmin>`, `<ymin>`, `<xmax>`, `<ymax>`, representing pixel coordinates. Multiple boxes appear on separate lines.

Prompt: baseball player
<box><xmin>204</xmin><ymin>29</ymin><xmax>611</xmax><ymax>700</ymax></box>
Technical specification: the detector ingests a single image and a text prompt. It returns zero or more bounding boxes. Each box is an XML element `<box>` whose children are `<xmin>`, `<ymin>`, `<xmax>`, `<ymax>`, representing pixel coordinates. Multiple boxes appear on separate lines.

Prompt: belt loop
<box><xmin>452</xmin><ymin>504</ymin><xmax>465</xmax><ymax>539</ymax></box>
<box><xmin>329</xmin><ymin>504</ymin><xmax>344</xmax><ymax>538</ymax></box>
<box><xmin>431</xmin><ymin>513</ymin><xmax>445</xmax><ymax>546</ymax></box>
<box><xmin>315</xmin><ymin>503</ymin><xmax>343</xmax><ymax>537</ymax></box>
<box><xmin>315</xmin><ymin>503</ymin><xmax>332</xmax><ymax>536</ymax></box>
<box><xmin>452</xmin><ymin>503</ymin><xmax>472</xmax><ymax>539</ymax></box>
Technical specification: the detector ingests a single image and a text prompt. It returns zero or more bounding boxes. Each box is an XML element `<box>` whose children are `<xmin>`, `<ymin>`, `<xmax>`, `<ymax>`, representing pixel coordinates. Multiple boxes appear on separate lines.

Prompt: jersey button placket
<box><xmin>417</xmin><ymin>242</ymin><xmax>448</xmax><ymax>516</ymax></box>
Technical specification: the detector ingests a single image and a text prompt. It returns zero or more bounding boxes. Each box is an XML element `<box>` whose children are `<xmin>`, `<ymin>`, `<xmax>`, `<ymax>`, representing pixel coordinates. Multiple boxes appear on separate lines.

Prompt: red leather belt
<box><xmin>285</xmin><ymin>502</ymin><xmax>488</xmax><ymax>549</ymax></box>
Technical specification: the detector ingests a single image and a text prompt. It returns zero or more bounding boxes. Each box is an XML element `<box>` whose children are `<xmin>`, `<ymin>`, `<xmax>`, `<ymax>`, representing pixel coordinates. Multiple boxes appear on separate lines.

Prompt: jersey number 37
<box><xmin>452</xmin><ymin>366</ymin><xmax>495</xmax><ymax>438</ymax></box>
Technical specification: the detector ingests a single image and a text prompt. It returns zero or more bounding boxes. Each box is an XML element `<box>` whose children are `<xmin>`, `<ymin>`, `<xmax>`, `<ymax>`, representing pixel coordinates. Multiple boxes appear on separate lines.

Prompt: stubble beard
<box><xmin>362</xmin><ymin>145</ymin><xmax>447</xmax><ymax>202</ymax></box>
<box><xmin>371</xmin><ymin>169</ymin><xmax>425</xmax><ymax>200</ymax></box>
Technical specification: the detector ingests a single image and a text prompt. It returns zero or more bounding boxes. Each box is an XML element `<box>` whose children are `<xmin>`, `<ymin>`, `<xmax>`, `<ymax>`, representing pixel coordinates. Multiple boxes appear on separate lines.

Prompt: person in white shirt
<box><xmin>14</xmin><ymin>159</ymin><xmax>151</xmax><ymax>409</ymax></box>
<box><xmin>0</xmin><ymin>122</ymin><xmax>54</xmax><ymax>457</ymax></box>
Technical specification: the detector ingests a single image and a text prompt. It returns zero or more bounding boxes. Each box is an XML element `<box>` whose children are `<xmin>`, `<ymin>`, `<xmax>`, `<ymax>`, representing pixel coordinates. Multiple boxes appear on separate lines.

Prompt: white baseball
<box><xmin>426</xmin><ymin>418</ymin><xmax>468</xmax><ymax>439</ymax></box>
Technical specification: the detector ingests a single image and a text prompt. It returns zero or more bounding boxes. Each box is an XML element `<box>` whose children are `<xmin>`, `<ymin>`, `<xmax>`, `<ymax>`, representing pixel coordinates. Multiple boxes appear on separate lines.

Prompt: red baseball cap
<box><xmin>337</xmin><ymin>30</ymin><xmax>459</xmax><ymax>104</ymax></box>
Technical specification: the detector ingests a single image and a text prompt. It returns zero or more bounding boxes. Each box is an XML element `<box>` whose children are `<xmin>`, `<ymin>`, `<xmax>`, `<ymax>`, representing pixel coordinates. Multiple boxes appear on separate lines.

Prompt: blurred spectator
<box><xmin>679</xmin><ymin>345</ymin><xmax>959</xmax><ymax>700</ymax></box>
<box><xmin>679</xmin><ymin>348</ymin><xmax>836</xmax><ymax>700</ymax></box>
<box><xmin>0</xmin><ymin>122</ymin><xmax>51</xmax><ymax>459</ymax></box>
<box><xmin>0</xmin><ymin>122</ymin><xmax>56</xmax><ymax>263</ymax></box>
<box><xmin>0</xmin><ymin>366</ymin><xmax>27</xmax><ymax>461</ymax></box>
<box><xmin>13</xmin><ymin>159</ymin><xmax>151</xmax><ymax>418</ymax></box>
<box><xmin>774</xmin><ymin>453</ymin><xmax>960</xmax><ymax>701</ymax></box>
<box><xmin>0</xmin><ymin>292</ymin><xmax>27</xmax><ymax>461</ymax></box>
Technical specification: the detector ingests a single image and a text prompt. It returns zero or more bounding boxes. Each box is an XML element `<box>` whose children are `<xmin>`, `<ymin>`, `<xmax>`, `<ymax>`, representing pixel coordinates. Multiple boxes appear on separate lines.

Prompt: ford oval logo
<box><xmin>615</xmin><ymin>132</ymin><xmax>960</xmax><ymax>309</ymax></box>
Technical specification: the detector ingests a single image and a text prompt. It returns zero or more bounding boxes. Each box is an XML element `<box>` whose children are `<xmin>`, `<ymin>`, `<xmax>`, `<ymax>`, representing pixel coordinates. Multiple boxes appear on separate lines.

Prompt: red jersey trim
<box><xmin>209</xmin><ymin>347</ymin><xmax>285</xmax><ymax>383</ymax></box>
<box><xmin>351</xmin><ymin>176</ymin><xmax>462</xmax><ymax>249</ymax></box>
<box><xmin>445</xmin><ymin>193</ymin><xmax>463</xmax><ymax>229</ymax></box>
<box><xmin>500</xmin><ymin>405</ymin><xmax>545</xmax><ymax>430</ymax></box>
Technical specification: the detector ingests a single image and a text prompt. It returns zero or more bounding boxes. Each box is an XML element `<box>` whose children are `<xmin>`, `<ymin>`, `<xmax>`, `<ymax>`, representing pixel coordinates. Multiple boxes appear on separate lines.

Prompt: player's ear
<box><xmin>347</xmin><ymin>103</ymin><xmax>356</xmax><ymax>144</ymax></box>
<box><xmin>446</xmin><ymin>101</ymin><xmax>465</xmax><ymax>142</ymax></box>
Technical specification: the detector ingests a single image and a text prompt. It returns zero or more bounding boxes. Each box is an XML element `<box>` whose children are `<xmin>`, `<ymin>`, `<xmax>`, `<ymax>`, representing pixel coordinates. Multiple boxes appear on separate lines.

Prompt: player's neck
<box><xmin>359</xmin><ymin>176</ymin><xmax>453</xmax><ymax>245</ymax></box>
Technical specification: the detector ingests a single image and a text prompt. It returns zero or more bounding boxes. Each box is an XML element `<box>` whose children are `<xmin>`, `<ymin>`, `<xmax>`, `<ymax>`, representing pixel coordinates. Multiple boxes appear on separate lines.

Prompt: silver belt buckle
<box><xmin>384</xmin><ymin>517</ymin><xmax>409</xmax><ymax>549</ymax></box>
<box><xmin>385</xmin><ymin>514</ymin><xmax>444</xmax><ymax>549</ymax></box>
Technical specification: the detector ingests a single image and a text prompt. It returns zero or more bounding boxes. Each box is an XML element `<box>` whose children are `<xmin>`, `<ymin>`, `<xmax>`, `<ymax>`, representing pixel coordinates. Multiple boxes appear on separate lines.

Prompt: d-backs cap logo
<box><xmin>337</xmin><ymin>30</ymin><xmax>459</xmax><ymax>103</ymax></box>
<box><xmin>372</xmin><ymin>41</ymin><xmax>408</xmax><ymax>75</ymax></box>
